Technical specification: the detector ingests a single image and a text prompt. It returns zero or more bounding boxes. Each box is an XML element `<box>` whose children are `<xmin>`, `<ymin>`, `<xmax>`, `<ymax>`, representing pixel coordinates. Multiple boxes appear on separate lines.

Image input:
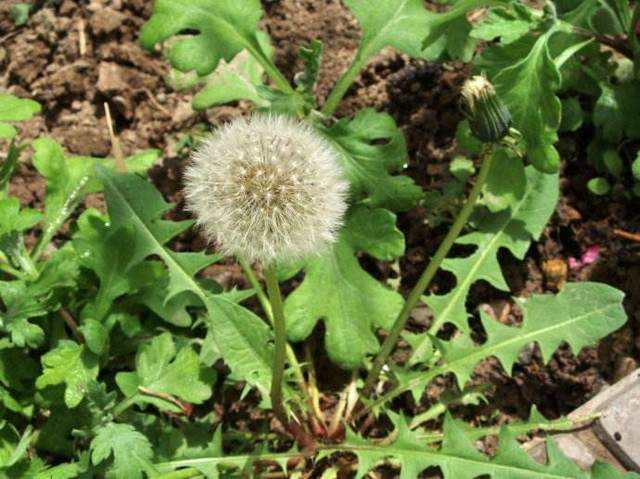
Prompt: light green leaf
<box><xmin>470</xmin><ymin>4</ymin><xmax>536</xmax><ymax>44</ymax></box>
<box><xmin>115</xmin><ymin>333</ymin><xmax>214</xmax><ymax>412</ymax></box>
<box><xmin>140</xmin><ymin>0</ymin><xmax>265</xmax><ymax>77</ymax></box>
<box><xmin>437</xmin><ymin>282</ymin><xmax>627</xmax><ymax>388</ymax></box>
<box><xmin>78</xmin><ymin>319</ymin><xmax>108</xmax><ymax>356</ymax></box>
<box><xmin>285</xmin><ymin>207</ymin><xmax>404</xmax><ymax>369</ymax></box>
<box><xmin>322</xmin><ymin>108</ymin><xmax>422</xmax><ymax>212</ymax></box>
<box><xmin>36</xmin><ymin>341</ymin><xmax>99</xmax><ymax>408</ymax></box>
<box><xmin>587</xmin><ymin>177</ymin><xmax>611</xmax><ymax>196</ymax></box>
<box><xmin>632</xmin><ymin>152</ymin><xmax>640</xmax><ymax>181</ymax></box>
<box><xmin>0</xmin><ymin>94</ymin><xmax>40</xmax><ymax>139</ymax></box>
<box><xmin>410</xmin><ymin>167</ymin><xmax>558</xmax><ymax>363</ymax></box>
<box><xmin>90</xmin><ymin>423</ymin><xmax>152</xmax><ymax>479</ymax></box>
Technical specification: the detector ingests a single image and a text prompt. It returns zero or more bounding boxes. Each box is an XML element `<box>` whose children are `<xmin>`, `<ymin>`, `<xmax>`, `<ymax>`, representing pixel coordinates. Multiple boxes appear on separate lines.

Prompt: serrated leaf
<box><xmin>73</xmin><ymin>212</ymin><xmax>139</xmax><ymax>321</ymax></box>
<box><xmin>90</xmin><ymin>423</ymin><xmax>152</xmax><ymax>479</ymax></box>
<box><xmin>285</xmin><ymin>207</ymin><xmax>404</xmax><ymax>369</ymax></box>
<box><xmin>560</xmin><ymin>0</ymin><xmax>631</xmax><ymax>36</ymax></box>
<box><xmin>470</xmin><ymin>4</ymin><xmax>537</xmax><ymax>44</ymax></box>
<box><xmin>115</xmin><ymin>332</ymin><xmax>214</xmax><ymax>412</ymax></box>
<box><xmin>329</xmin><ymin>413</ymin><xmax>637</xmax><ymax>479</ymax></box>
<box><xmin>490</xmin><ymin>29</ymin><xmax>562</xmax><ymax>172</ymax></box>
<box><xmin>0</xmin><ymin>196</ymin><xmax>41</xmax><ymax>277</ymax></box>
<box><xmin>322</xmin><ymin>108</ymin><xmax>422</xmax><ymax>211</ymax></box>
<box><xmin>141</xmin><ymin>0</ymin><xmax>266</xmax><ymax>77</ymax></box>
<box><xmin>31</xmin><ymin>139</ymin><xmax>158</xmax><ymax>259</ymax></box>
<box><xmin>410</xmin><ymin>167</ymin><xmax>558</xmax><ymax>364</ymax></box>
<box><xmin>482</xmin><ymin>148</ymin><xmax>526</xmax><ymax>212</ymax></box>
<box><xmin>98</xmin><ymin>170</ymin><xmax>280</xmax><ymax>398</ymax></box>
<box><xmin>0</xmin><ymin>248</ymin><xmax>79</xmax><ymax>348</ymax></box>
<box><xmin>36</xmin><ymin>340</ymin><xmax>99</xmax><ymax>408</ymax></box>
<box><xmin>437</xmin><ymin>282</ymin><xmax>627</xmax><ymax>388</ymax></box>
<box><xmin>0</xmin><ymin>94</ymin><xmax>40</xmax><ymax>139</ymax></box>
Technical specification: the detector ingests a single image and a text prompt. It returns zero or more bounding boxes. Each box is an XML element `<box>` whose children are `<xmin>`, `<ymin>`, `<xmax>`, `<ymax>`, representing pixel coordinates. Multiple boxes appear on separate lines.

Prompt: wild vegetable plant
<box><xmin>0</xmin><ymin>0</ymin><xmax>639</xmax><ymax>478</ymax></box>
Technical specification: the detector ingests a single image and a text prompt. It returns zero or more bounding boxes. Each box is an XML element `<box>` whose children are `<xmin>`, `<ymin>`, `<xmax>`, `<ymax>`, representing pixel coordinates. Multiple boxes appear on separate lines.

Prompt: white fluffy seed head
<box><xmin>184</xmin><ymin>115</ymin><xmax>349</xmax><ymax>265</ymax></box>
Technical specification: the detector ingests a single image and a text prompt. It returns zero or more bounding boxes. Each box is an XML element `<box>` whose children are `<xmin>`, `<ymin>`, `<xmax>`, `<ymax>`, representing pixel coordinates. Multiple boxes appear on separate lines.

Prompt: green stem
<box><xmin>238</xmin><ymin>258</ymin><xmax>307</xmax><ymax>397</ymax></box>
<box><xmin>321</xmin><ymin>52</ymin><xmax>368</xmax><ymax>117</ymax></box>
<box><xmin>156</xmin><ymin>469</ymin><xmax>202</xmax><ymax>479</ymax></box>
<box><xmin>0</xmin><ymin>262</ymin><xmax>29</xmax><ymax>280</ymax></box>
<box><xmin>246</xmin><ymin>44</ymin><xmax>295</xmax><ymax>96</ymax></box>
<box><xmin>110</xmin><ymin>395</ymin><xmax>138</xmax><ymax>418</ymax></box>
<box><xmin>361</xmin><ymin>144</ymin><xmax>495</xmax><ymax>397</ymax></box>
<box><xmin>263</xmin><ymin>265</ymin><xmax>289</xmax><ymax>426</ymax></box>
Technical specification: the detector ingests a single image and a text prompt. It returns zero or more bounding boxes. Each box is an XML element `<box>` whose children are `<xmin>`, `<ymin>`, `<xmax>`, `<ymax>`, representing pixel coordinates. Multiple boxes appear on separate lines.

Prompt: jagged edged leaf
<box><xmin>0</xmin><ymin>197</ymin><xmax>41</xmax><ymax>277</ymax></box>
<box><xmin>31</xmin><ymin>138</ymin><xmax>158</xmax><ymax>257</ymax></box>
<box><xmin>90</xmin><ymin>423</ymin><xmax>153</xmax><ymax>479</ymax></box>
<box><xmin>97</xmin><ymin>169</ymin><xmax>279</xmax><ymax>398</ymax></box>
<box><xmin>115</xmin><ymin>332</ymin><xmax>214</xmax><ymax>412</ymax></box>
<box><xmin>0</xmin><ymin>94</ymin><xmax>40</xmax><ymax>139</ymax></box>
<box><xmin>322</xmin><ymin>108</ymin><xmax>423</xmax><ymax>212</ymax></box>
<box><xmin>0</xmin><ymin>248</ymin><xmax>79</xmax><ymax>348</ymax></box>
<box><xmin>140</xmin><ymin>0</ymin><xmax>266</xmax><ymax>77</ymax></box>
<box><xmin>470</xmin><ymin>3</ymin><xmax>538</xmax><ymax>45</ymax></box>
<box><xmin>491</xmin><ymin>30</ymin><xmax>562</xmax><ymax>173</ymax></box>
<box><xmin>285</xmin><ymin>206</ymin><xmax>404</xmax><ymax>369</ymax></box>
<box><xmin>410</xmin><ymin>167</ymin><xmax>558</xmax><ymax>364</ymax></box>
<box><xmin>345</xmin><ymin>0</ymin><xmax>433</xmax><ymax>59</ymax></box>
<box><xmin>329</xmin><ymin>413</ymin><xmax>636</xmax><ymax>479</ymax></box>
<box><xmin>35</xmin><ymin>340</ymin><xmax>99</xmax><ymax>408</ymax></box>
<box><xmin>437</xmin><ymin>282</ymin><xmax>627</xmax><ymax>388</ymax></box>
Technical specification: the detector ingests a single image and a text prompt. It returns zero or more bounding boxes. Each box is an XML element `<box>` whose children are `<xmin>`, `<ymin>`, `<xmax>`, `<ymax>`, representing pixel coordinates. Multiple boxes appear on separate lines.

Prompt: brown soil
<box><xmin>2</xmin><ymin>0</ymin><xmax>640</xmax><ymax>474</ymax></box>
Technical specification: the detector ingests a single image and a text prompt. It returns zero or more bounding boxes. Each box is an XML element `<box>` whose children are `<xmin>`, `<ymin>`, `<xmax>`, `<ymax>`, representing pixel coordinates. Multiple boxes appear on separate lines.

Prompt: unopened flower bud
<box><xmin>184</xmin><ymin>115</ymin><xmax>348</xmax><ymax>265</ymax></box>
<box><xmin>461</xmin><ymin>76</ymin><xmax>512</xmax><ymax>143</ymax></box>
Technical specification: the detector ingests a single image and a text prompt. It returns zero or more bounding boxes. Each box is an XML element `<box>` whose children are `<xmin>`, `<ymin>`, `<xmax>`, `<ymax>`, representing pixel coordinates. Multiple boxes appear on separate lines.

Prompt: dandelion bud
<box><xmin>460</xmin><ymin>75</ymin><xmax>512</xmax><ymax>143</ymax></box>
<box><xmin>184</xmin><ymin>115</ymin><xmax>348</xmax><ymax>265</ymax></box>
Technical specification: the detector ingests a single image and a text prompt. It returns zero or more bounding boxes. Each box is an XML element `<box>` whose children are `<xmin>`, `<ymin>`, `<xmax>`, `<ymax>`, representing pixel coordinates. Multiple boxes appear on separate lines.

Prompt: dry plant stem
<box><xmin>238</xmin><ymin>258</ymin><xmax>308</xmax><ymax>399</ymax></box>
<box><xmin>104</xmin><ymin>102</ymin><xmax>126</xmax><ymax>173</ymax></box>
<box><xmin>59</xmin><ymin>308</ymin><xmax>84</xmax><ymax>343</ymax></box>
<box><xmin>264</xmin><ymin>265</ymin><xmax>289</xmax><ymax>428</ymax></box>
<box><xmin>361</xmin><ymin>144</ymin><xmax>495</xmax><ymax>397</ymax></box>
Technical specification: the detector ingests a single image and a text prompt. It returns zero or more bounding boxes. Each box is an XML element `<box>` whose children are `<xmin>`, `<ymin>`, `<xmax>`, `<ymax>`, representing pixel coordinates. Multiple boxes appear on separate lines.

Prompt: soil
<box><xmin>2</xmin><ymin>0</ymin><xmax>640</xmax><ymax>476</ymax></box>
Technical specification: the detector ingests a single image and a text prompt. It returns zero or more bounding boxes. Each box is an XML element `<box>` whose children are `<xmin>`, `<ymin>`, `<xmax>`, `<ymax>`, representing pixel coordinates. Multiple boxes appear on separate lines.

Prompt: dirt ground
<box><xmin>2</xmin><ymin>0</ymin><xmax>640</xmax><ymax>452</ymax></box>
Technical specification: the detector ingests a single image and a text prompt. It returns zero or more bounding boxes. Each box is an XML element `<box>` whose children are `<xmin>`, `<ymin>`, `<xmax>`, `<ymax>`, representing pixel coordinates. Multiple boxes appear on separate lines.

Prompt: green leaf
<box><xmin>559</xmin><ymin>97</ymin><xmax>584</xmax><ymax>132</ymax></box>
<box><xmin>437</xmin><ymin>282</ymin><xmax>627</xmax><ymax>388</ymax></box>
<box><xmin>410</xmin><ymin>167</ymin><xmax>558</xmax><ymax>364</ymax></box>
<box><xmin>470</xmin><ymin>4</ymin><xmax>536</xmax><ymax>44</ymax></box>
<box><xmin>98</xmin><ymin>170</ymin><xmax>279</xmax><ymax>397</ymax></box>
<box><xmin>0</xmin><ymin>196</ymin><xmax>41</xmax><ymax>277</ymax></box>
<box><xmin>73</xmin><ymin>211</ymin><xmax>140</xmax><ymax>321</ymax></box>
<box><xmin>115</xmin><ymin>333</ymin><xmax>214</xmax><ymax>412</ymax></box>
<box><xmin>0</xmin><ymin>94</ymin><xmax>40</xmax><ymax>139</ymax></box>
<box><xmin>632</xmin><ymin>152</ymin><xmax>640</xmax><ymax>181</ymax></box>
<box><xmin>31</xmin><ymin>139</ymin><xmax>158</xmax><ymax>259</ymax></box>
<box><xmin>90</xmin><ymin>423</ymin><xmax>153</xmax><ymax>479</ymax></box>
<box><xmin>285</xmin><ymin>207</ymin><xmax>404</xmax><ymax>369</ymax></box>
<box><xmin>322</xmin><ymin>108</ymin><xmax>422</xmax><ymax>212</ymax></box>
<box><xmin>587</xmin><ymin>177</ymin><xmax>611</xmax><ymax>196</ymax></box>
<box><xmin>482</xmin><ymin>148</ymin><xmax>526</xmax><ymax>212</ymax></box>
<box><xmin>140</xmin><ymin>0</ymin><xmax>265</xmax><ymax>77</ymax></box>
<box><xmin>593</xmin><ymin>81</ymin><xmax>640</xmax><ymax>143</ymax></box>
<box><xmin>328</xmin><ymin>413</ymin><xmax>637</xmax><ymax>479</ymax></box>
<box><xmin>345</xmin><ymin>0</ymin><xmax>433</xmax><ymax>59</ymax></box>
<box><xmin>491</xmin><ymin>30</ymin><xmax>562</xmax><ymax>173</ymax></box>
<box><xmin>560</xmin><ymin>0</ymin><xmax>631</xmax><ymax>36</ymax></box>
<box><xmin>36</xmin><ymin>340</ymin><xmax>99</xmax><ymax>408</ymax></box>
<box><xmin>0</xmin><ymin>248</ymin><xmax>79</xmax><ymax>348</ymax></box>
<box><xmin>9</xmin><ymin>3</ymin><xmax>31</xmax><ymax>27</ymax></box>
<box><xmin>78</xmin><ymin>319</ymin><xmax>108</xmax><ymax>356</ymax></box>
<box><xmin>190</xmin><ymin>32</ymin><xmax>273</xmax><ymax>110</ymax></box>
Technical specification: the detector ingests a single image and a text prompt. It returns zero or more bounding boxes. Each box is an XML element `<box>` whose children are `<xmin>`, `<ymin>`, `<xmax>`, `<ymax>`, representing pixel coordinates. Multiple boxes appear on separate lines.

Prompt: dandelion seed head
<box><xmin>184</xmin><ymin>115</ymin><xmax>349</xmax><ymax>264</ymax></box>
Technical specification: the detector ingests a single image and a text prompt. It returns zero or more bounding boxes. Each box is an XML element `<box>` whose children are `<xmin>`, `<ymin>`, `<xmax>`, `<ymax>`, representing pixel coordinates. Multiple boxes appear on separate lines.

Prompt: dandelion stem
<box><xmin>238</xmin><ymin>258</ymin><xmax>308</xmax><ymax>404</ymax></box>
<box><xmin>321</xmin><ymin>53</ymin><xmax>368</xmax><ymax>117</ymax></box>
<box><xmin>264</xmin><ymin>265</ymin><xmax>289</xmax><ymax>427</ymax></box>
<box><xmin>362</xmin><ymin>144</ymin><xmax>495</xmax><ymax>397</ymax></box>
